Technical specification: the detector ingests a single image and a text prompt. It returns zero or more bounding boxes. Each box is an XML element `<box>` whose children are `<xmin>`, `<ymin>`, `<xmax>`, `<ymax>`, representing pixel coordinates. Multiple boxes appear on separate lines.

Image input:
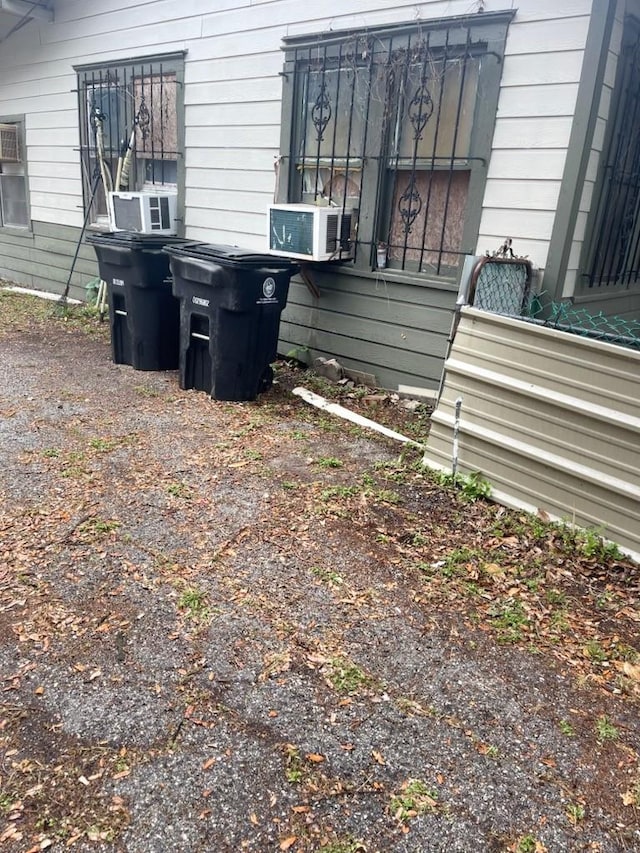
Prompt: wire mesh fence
<box><xmin>531</xmin><ymin>299</ymin><xmax>640</xmax><ymax>352</ymax></box>
<box><xmin>466</xmin><ymin>255</ymin><xmax>640</xmax><ymax>352</ymax></box>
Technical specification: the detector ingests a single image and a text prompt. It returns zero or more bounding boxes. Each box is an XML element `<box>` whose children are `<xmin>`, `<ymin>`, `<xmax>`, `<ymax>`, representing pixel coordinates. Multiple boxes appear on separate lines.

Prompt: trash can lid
<box><xmin>164</xmin><ymin>242</ymin><xmax>296</xmax><ymax>268</ymax></box>
<box><xmin>86</xmin><ymin>232</ymin><xmax>188</xmax><ymax>249</ymax></box>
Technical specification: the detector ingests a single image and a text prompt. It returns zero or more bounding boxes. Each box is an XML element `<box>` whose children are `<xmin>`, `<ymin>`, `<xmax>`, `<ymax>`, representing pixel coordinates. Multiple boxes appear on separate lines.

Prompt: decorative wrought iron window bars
<box><xmin>282</xmin><ymin>13</ymin><xmax>512</xmax><ymax>276</ymax></box>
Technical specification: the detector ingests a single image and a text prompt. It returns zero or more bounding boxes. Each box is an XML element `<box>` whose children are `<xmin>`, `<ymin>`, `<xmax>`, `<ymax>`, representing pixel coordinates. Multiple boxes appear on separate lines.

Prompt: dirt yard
<box><xmin>0</xmin><ymin>290</ymin><xmax>639</xmax><ymax>853</ymax></box>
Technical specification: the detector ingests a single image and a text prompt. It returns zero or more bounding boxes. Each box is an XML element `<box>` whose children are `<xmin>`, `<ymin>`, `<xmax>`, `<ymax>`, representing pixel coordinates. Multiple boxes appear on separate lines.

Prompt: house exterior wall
<box><xmin>0</xmin><ymin>0</ymin><xmax>595</xmax><ymax>389</ymax></box>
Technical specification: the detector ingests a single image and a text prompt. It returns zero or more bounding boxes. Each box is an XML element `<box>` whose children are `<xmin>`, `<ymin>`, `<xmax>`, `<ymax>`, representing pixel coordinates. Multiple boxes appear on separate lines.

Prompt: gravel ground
<box><xmin>0</xmin><ymin>291</ymin><xmax>639</xmax><ymax>853</ymax></box>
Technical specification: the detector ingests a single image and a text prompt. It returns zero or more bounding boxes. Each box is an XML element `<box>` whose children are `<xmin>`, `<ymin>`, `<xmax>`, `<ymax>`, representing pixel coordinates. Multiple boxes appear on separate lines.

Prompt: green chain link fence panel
<box><xmin>469</xmin><ymin>256</ymin><xmax>640</xmax><ymax>352</ymax></box>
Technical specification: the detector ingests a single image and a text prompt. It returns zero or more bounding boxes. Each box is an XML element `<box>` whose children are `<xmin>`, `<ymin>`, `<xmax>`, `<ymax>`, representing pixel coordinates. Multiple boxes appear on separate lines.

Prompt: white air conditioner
<box><xmin>268</xmin><ymin>203</ymin><xmax>354</xmax><ymax>262</ymax></box>
<box><xmin>0</xmin><ymin>124</ymin><xmax>19</xmax><ymax>162</ymax></box>
<box><xmin>108</xmin><ymin>191</ymin><xmax>178</xmax><ymax>235</ymax></box>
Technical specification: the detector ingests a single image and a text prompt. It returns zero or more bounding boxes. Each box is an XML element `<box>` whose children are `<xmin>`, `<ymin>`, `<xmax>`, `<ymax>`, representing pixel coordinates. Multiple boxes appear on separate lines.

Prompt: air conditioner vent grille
<box><xmin>0</xmin><ymin>124</ymin><xmax>19</xmax><ymax>163</ymax></box>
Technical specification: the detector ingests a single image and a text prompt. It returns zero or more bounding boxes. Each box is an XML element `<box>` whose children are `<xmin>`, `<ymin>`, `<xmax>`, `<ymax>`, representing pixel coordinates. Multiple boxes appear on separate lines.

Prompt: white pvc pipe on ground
<box><xmin>292</xmin><ymin>386</ymin><xmax>424</xmax><ymax>448</ymax></box>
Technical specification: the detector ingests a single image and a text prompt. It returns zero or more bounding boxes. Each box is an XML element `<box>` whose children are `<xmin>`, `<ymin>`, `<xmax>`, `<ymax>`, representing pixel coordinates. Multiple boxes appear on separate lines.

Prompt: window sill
<box><xmin>0</xmin><ymin>224</ymin><xmax>32</xmax><ymax>236</ymax></box>
<box><xmin>313</xmin><ymin>260</ymin><xmax>458</xmax><ymax>292</ymax></box>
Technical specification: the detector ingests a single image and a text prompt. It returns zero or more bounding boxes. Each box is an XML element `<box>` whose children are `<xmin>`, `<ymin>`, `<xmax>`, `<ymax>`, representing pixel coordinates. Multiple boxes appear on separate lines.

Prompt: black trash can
<box><xmin>165</xmin><ymin>243</ymin><xmax>297</xmax><ymax>401</ymax></box>
<box><xmin>86</xmin><ymin>232</ymin><xmax>186</xmax><ymax>371</ymax></box>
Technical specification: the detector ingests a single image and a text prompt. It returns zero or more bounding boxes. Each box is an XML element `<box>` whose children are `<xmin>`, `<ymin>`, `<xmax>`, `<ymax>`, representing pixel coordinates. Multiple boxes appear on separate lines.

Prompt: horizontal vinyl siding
<box><xmin>424</xmin><ymin>307</ymin><xmax>640</xmax><ymax>560</ymax></box>
<box><xmin>279</xmin><ymin>271</ymin><xmax>457</xmax><ymax>390</ymax></box>
<box><xmin>477</xmin><ymin>1</ymin><xmax>592</xmax><ymax>270</ymax></box>
<box><xmin>0</xmin><ymin>222</ymin><xmax>97</xmax><ymax>302</ymax></box>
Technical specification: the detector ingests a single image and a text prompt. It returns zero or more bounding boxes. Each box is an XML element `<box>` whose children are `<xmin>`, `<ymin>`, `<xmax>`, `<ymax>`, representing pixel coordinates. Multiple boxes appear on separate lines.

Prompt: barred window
<box><xmin>583</xmin><ymin>16</ymin><xmax>640</xmax><ymax>289</ymax></box>
<box><xmin>280</xmin><ymin>13</ymin><xmax>512</xmax><ymax>277</ymax></box>
<box><xmin>75</xmin><ymin>53</ymin><xmax>184</xmax><ymax>227</ymax></box>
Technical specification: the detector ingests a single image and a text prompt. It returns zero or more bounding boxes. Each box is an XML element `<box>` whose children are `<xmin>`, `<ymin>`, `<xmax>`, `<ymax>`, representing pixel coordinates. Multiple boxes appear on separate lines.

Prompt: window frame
<box><xmin>73</xmin><ymin>52</ymin><xmax>186</xmax><ymax>232</ymax></box>
<box><xmin>579</xmin><ymin>14</ymin><xmax>640</xmax><ymax>292</ymax></box>
<box><xmin>277</xmin><ymin>12</ymin><xmax>513</xmax><ymax>282</ymax></box>
<box><xmin>0</xmin><ymin>114</ymin><xmax>30</xmax><ymax>231</ymax></box>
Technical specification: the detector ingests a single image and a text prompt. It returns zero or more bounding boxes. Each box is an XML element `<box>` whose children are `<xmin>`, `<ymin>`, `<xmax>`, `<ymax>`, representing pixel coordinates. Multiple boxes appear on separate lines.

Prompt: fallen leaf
<box><xmin>306</xmin><ymin>753</ymin><xmax>324</xmax><ymax>763</ymax></box>
<box><xmin>622</xmin><ymin>790</ymin><xmax>637</xmax><ymax>806</ymax></box>
<box><xmin>372</xmin><ymin>750</ymin><xmax>386</xmax><ymax>765</ymax></box>
<box><xmin>34</xmin><ymin>686</ymin><xmax>44</xmax><ymax>695</ymax></box>
<box><xmin>623</xmin><ymin>661</ymin><xmax>640</xmax><ymax>682</ymax></box>
<box><xmin>249</xmin><ymin>812</ymin><xmax>259</xmax><ymax>825</ymax></box>
<box><xmin>202</xmin><ymin>757</ymin><xmax>216</xmax><ymax>770</ymax></box>
<box><xmin>280</xmin><ymin>837</ymin><xmax>297</xmax><ymax>851</ymax></box>
<box><xmin>291</xmin><ymin>805</ymin><xmax>310</xmax><ymax>813</ymax></box>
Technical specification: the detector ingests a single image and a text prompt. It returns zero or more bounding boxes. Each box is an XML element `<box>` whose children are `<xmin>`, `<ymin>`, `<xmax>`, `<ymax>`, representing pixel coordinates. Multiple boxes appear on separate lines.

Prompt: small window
<box><xmin>0</xmin><ymin>118</ymin><xmax>29</xmax><ymax>229</ymax></box>
<box><xmin>281</xmin><ymin>13</ymin><xmax>512</xmax><ymax>277</ymax></box>
<box><xmin>75</xmin><ymin>54</ymin><xmax>184</xmax><ymax>227</ymax></box>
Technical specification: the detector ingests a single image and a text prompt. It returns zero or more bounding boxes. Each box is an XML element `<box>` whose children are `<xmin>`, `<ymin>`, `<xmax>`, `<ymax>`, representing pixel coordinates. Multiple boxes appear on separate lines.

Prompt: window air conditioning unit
<box><xmin>268</xmin><ymin>203</ymin><xmax>354</xmax><ymax>262</ymax></box>
<box><xmin>0</xmin><ymin>124</ymin><xmax>19</xmax><ymax>162</ymax></box>
<box><xmin>107</xmin><ymin>191</ymin><xmax>178</xmax><ymax>235</ymax></box>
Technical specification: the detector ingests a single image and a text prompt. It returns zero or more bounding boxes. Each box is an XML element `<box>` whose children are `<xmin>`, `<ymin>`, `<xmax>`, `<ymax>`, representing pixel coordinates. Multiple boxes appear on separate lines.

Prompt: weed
<box><xmin>372</xmin><ymin>488</ymin><xmax>402</xmax><ymax>504</ymax></box>
<box><xmin>284</xmin><ymin>744</ymin><xmax>304</xmax><ymax>784</ymax></box>
<box><xmin>319</xmin><ymin>839</ymin><xmax>366</xmax><ymax>853</ymax></box>
<box><xmin>178</xmin><ymin>588</ymin><xmax>210</xmax><ymax>621</ymax></box>
<box><xmin>89</xmin><ymin>437</ymin><xmax>118</xmax><ymax>452</ymax></box>
<box><xmin>42</xmin><ymin>448</ymin><xmax>60</xmax><ymax>458</ymax></box>
<box><xmin>566</xmin><ymin>802</ymin><xmax>585</xmax><ymax>824</ymax></box>
<box><xmin>432</xmin><ymin>470</ymin><xmax>491</xmax><ymax>500</ymax></box>
<box><xmin>461</xmin><ymin>471</ymin><xmax>492</xmax><ymax>499</ymax></box>
<box><xmin>595</xmin><ymin>591</ymin><xmax>614</xmax><ymax>610</ymax></box>
<box><xmin>461</xmin><ymin>581</ymin><xmax>481</xmax><ymax>597</ymax></box>
<box><xmin>559</xmin><ymin>719</ymin><xmax>575</xmax><ymax>737</ymax></box>
<box><xmin>114</xmin><ymin>755</ymin><xmax>130</xmax><ymax>773</ymax></box>
<box><xmin>320</xmin><ymin>485</ymin><xmax>358</xmax><ymax>501</ymax></box>
<box><xmin>282</xmin><ymin>481</ymin><xmax>297</xmax><ymax>490</ymax></box>
<box><xmin>291</xmin><ymin>430</ymin><xmax>308</xmax><ymax>441</ymax></box>
<box><xmin>550</xmin><ymin>611</ymin><xmax>570</xmax><ymax>633</ymax></box>
<box><xmin>134</xmin><ymin>384</ymin><xmax>161</xmax><ymax>398</ymax></box>
<box><xmin>516</xmin><ymin>835</ymin><xmax>538</xmax><ymax>853</ymax></box>
<box><xmin>167</xmin><ymin>482</ymin><xmax>193</xmax><ymax>500</ymax></box>
<box><xmin>311</xmin><ymin>566</ymin><xmax>344</xmax><ymax>587</ymax></box>
<box><xmin>578</xmin><ymin>528</ymin><xmax>624</xmax><ymax>561</ymax></box>
<box><xmin>317</xmin><ymin>456</ymin><xmax>343</xmax><ymax>468</ymax></box>
<box><xmin>545</xmin><ymin>588</ymin><xmax>566</xmax><ymax>606</ymax></box>
<box><xmin>326</xmin><ymin>658</ymin><xmax>370</xmax><ymax>694</ymax></box>
<box><xmin>612</xmin><ymin>641</ymin><xmax>638</xmax><ymax>662</ymax></box>
<box><xmin>0</xmin><ymin>793</ymin><xmax>13</xmax><ymax>813</ymax></box>
<box><xmin>489</xmin><ymin>600</ymin><xmax>529</xmax><ymax>643</ymax></box>
<box><xmin>390</xmin><ymin>778</ymin><xmax>439</xmax><ymax>823</ymax></box>
<box><xmin>585</xmin><ymin>639</ymin><xmax>608</xmax><ymax>663</ymax></box>
<box><xmin>360</xmin><ymin>471</ymin><xmax>376</xmax><ymax>489</ymax></box>
<box><xmin>440</xmin><ymin>547</ymin><xmax>479</xmax><ymax>578</ymax></box>
<box><xmin>595</xmin><ymin>715</ymin><xmax>618</xmax><ymax>742</ymax></box>
<box><xmin>78</xmin><ymin>518</ymin><xmax>120</xmax><ymax>537</ymax></box>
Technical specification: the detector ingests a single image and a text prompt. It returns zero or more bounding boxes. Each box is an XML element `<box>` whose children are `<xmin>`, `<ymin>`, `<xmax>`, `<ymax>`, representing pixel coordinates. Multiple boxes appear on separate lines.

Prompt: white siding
<box><xmin>0</xmin><ymin>0</ymin><xmax>594</xmax><ymax>256</ymax></box>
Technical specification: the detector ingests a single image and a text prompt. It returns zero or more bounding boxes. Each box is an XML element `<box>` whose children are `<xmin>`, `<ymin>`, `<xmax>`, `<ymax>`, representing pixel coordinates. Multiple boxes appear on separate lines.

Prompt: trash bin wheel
<box><xmin>259</xmin><ymin>365</ymin><xmax>274</xmax><ymax>393</ymax></box>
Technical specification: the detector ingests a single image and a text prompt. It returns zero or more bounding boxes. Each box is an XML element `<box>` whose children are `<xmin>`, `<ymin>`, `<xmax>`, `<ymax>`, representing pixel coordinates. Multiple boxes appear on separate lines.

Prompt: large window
<box><xmin>75</xmin><ymin>53</ymin><xmax>184</xmax><ymax>227</ymax></box>
<box><xmin>279</xmin><ymin>13</ymin><xmax>512</xmax><ymax>277</ymax></box>
<box><xmin>582</xmin><ymin>16</ymin><xmax>640</xmax><ymax>289</ymax></box>
<box><xmin>0</xmin><ymin>117</ymin><xmax>29</xmax><ymax>229</ymax></box>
